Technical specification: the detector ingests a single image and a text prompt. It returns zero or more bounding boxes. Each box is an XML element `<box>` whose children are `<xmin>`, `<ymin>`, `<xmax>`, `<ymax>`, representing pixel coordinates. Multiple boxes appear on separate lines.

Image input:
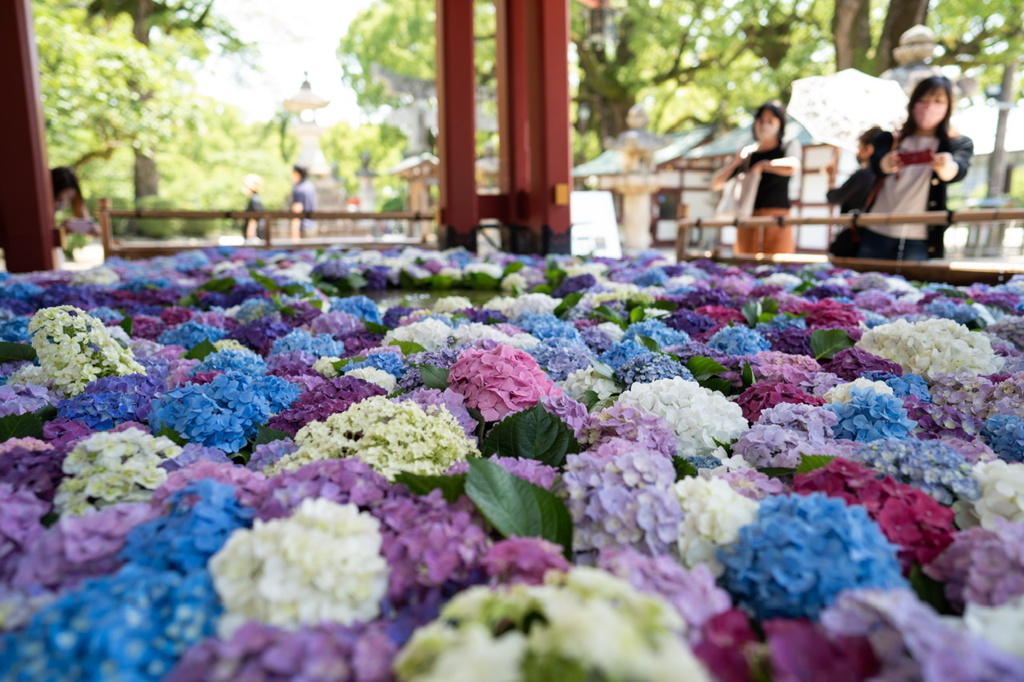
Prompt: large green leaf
<box><xmin>0</xmin><ymin>342</ymin><xmax>37</xmax><ymax>363</ymax></box>
<box><xmin>199</xmin><ymin>276</ymin><xmax>237</xmax><ymax>293</ymax></box>
<box><xmin>389</xmin><ymin>340</ymin><xmax>427</xmax><ymax>355</ymax></box>
<box><xmin>0</xmin><ymin>405</ymin><xmax>57</xmax><ymax>441</ymax></box>
<box><xmin>394</xmin><ymin>472</ymin><xmax>467</xmax><ymax>503</ymax></box>
<box><xmin>796</xmin><ymin>454</ymin><xmax>837</xmax><ymax>473</ymax></box>
<box><xmin>686</xmin><ymin>356</ymin><xmax>728</xmax><ymax>380</ymax></box>
<box><xmin>184</xmin><ymin>339</ymin><xmax>218</xmax><ymax>361</ymax></box>
<box><xmin>554</xmin><ymin>292</ymin><xmax>584</xmax><ymax>319</ymax></box>
<box><xmin>479</xmin><ymin>405</ymin><xmax>580</xmax><ymax>468</ymax></box>
<box><xmin>466</xmin><ymin>458</ymin><xmax>573</xmax><ymax>558</ymax></box>
<box><xmin>672</xmin><ymin>456</ymin><xmax>699</xmax><ymax>480</ymax></box>
<box><xmin>418</xmin><ymin>365</ymin><xmax>450</xmax><ymax>390</ymax></box>
<box><xmin>810</xmin><ymin>329</ymin><xmax>855</xmax><ymax>360</ymax></box>
<box><xmin>252</xmin><ymin>424</ymin><xmax>290</xmax><ymax>447</ymax></box>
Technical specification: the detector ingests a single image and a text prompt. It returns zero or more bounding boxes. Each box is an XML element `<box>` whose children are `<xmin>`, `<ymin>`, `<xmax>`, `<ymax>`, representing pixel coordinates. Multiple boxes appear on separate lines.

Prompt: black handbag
<box><xmin>828</xmin><ymin>223</ymin><xmax>861</xmax><ymax>257</ymax></box>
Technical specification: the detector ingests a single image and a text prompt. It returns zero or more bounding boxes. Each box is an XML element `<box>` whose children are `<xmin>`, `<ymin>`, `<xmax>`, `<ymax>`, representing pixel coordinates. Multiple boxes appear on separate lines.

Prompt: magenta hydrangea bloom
<box><xmin>152</xmin><ymin>460</ymin><xmax>268</xmax><ymax>509</ymax></box>
<box><xmin>447</xmin><ymin>343</ymin><xmax>562</xmax><ymax>421</ymax></box>
<box><xmin>255</xmin><ymin>458</ymin><xmax>392</xmax><ymax>521</ymax></box>
<box><xmin>482</xmin><ymin>537</ymin><xmax>570</xmax><ymax>586</ymax></box>
<box><xmin>582</xmin><ymin>402</ymin><xmax>678</xmax><ymax>459</ymax></box>
<box><xmin>734</xmin><ymin>381</ymin><xmax>826</xmax><ymax>423</ymax></box>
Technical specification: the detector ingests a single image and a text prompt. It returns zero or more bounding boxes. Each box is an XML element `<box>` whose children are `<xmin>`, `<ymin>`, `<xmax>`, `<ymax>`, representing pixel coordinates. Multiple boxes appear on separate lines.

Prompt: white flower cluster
<box><xmin>563</xmin><ymin>262</ymin><xmax>607</xmax><ymax>279</ymax></box>
<box><xmin>491</xmin><ymin>292</ymin><xmax>561</xmax><ymax>319</ymax></box>
<box><xmin>463</xmin><ymin>263</ymin><xmax>504</xmax><ymax>280</ymax></box>
<box><xmin>54</xmin><ymin>428</ymin><xmax>180</xmax><ymax>516</ymax></box>
<box><xmin>270</xmin><ymin>395</ymin><xmax>479</xmax><ymax>479</ymax></box>
<box><xmin>70</xmin><ymin>267</ymin><xmax>120</xmax><ymax>286</ymax></box>
<box><xmin>823</xmin><ymin>378</ymin><xmax>894</xmax><ymax>403</ymax></box>
<box><xmin>500</xmin><ymin>273</ymin><xmax>529</xmax><ymax>295</ymax></box>
<box><xmin>616</xmin><ymin>377</ymin><xmax>748</xmax><ymax>459</ymax></box>
<box><xmin>394</xmin><ymin>567</ymin><xmax>709</xmax><ymax>682</ymax></box>
<box><xmin>560</xmin><ymin>367</ymin><xmax>620</xmax><ymax>405</ymax></box>
<box><xmin>673</xmin><ymin>477</ymin><xmax>759</xmax><ymax>577</ymax></box>
<box><xmin>962</xmin><ymin>594</ymin><xmax>1024</xmax><ymax>658</ymax></box>
<box><xmin>312</xmin><ymin>356</ymin><xmax>342</xmax><ymax>378</ymax></box>
<box><xmin>431</xmin><ymin>295</ymin><xmax>474</xmax><ymax>313</ymax></box>
<box><xmin>212</xmin><ymin>338</ymin><xmax>249</xmax><ymax>353</ymax></box>
<box><xmin>344</xmin><ymin>366</ymin><xmax>398</xmax><ymax>393</ymax></box>
<box><xmin>28</xmin><ymin>305</ymin><xmax>146</xmax><ymax>396</ymax></box>
<box><xmin>582</xmin><ymin>285</ymin><xmax>650</xmax><ymax>308</ymax></box>
<box><xmin>856</xmin><ymin>318</ymin><xmax>1004</xmax><ymax>380</ymax></box>
<box><xmin>449</xmin><ymin>323</ymin><xmax>538</xmax><ymax>350</ymax></box>
<box><xmin>383</xmin><ymin>319</ymin><xmax>454</xmax><ymax>352</ymax></box>
<box><xmin>210</xmin><ymin>498</ymin><xmax>388</xmax><ymax>635</ymax></box>
<box><xmin>758</xmin><ymin>272</ymin><xmax>803</xmax><ymax>291</ymax></box>
<box><xmin>955</xmin><ymin>460</ymin><xmax>1024</xmax><ymax>530</ymax></box>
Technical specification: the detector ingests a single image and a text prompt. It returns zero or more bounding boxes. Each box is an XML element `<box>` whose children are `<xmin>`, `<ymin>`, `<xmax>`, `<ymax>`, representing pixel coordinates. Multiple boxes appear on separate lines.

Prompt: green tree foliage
<box><xmin>320</xmin><ymin>121</ymin><xmax>410</xmax><ymax>210</ymax></box>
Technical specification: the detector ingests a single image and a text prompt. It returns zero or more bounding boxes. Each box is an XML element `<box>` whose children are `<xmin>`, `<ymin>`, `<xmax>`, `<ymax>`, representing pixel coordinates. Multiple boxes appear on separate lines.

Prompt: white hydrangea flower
<box><xmin>759</xmin><ymin>272</ymin><xmax>803</xmax><ymax>291</ymax></box>
<box><xmin>313</xmin><ymin>356</ymin><xmax>341</xmax><ymax>378</ymax></box>
<box><xmin>71</xmin><ymin>267</ymin><xmax>120</xmax><ymax>286</ymax></box>
<box><xmin>450</xmin><ymin>323</ymin><xmax>538</xmax><ymax>350</ymax></box>
<box><xmin>823</xmin><ymin>378</ymin><xmax>895</xmax><ymax>403</ymax></box>
<box><xmin>210</xmin><ymin>498</ymin><xmax>388</xmax><ymax>636</ymax></box>
<box><xmin>464</xmin><ymin>263</ymin><xmax>504</xmax><ymax>280</ymax></box>
<box><xmin>5</xmin><ymin>365</ymin><xmax>51</xmax><ymax>389</ymax></box>
<box><xmin>955</xmin><ymin>460</ymin><xmax>1024</xmax><ymax>530</ymax></box>
<box><xmin>673</xmin><ymin>477</ymin><xmax>759</xmax><ymax>576</ymax></box>
<box><xmin>431</xmin><ymin>296</ymin><xmax>474</xmax><ymax>313</ymax></box>
<box><xmin>961</xmin><ymin>595</ymin><xmax>1024</xmax><ymax>657</ymax></box>
<box><xmin>616</xmin><ymin>377</ymin><xmax>748</xmax><ymax>459</ymax></box>
<box><xmin>596</xmin><ymin>321</ymin><xmax>625</xmax><ymax>344</ymax></box>
<box><xmin>344</xmin><ymin>366</ymin><xmax>398</xmax><ymax>393</ymax></box>
<box><xmin>28</xmin><ymin>305</ymin><xmax>146</xmax><ymax>396</ymax></box>
<box><xmin>270</xmin><ymin>395</ymin><xmax>478</xmax><ymax>479</ymax></box>
<box><xmin>54</xmin><ymin>428</ymin><xmax>180</xmax><ymax>516</ymax></box>
<box><xmin>560</xmin><ymin>367</ymin><xmax>620</xmax><ymax>405</ymax></box>
<box><xmin>499</xmin><ymin>273</ymin><xmax>529</xmax><ymax>295</ymax></box>
<box><xmin>383</xmin><ymin>318</ymin><xmax>454</xmax><ymax>352</ymax></box>
<box><xmin>504</xmin><ymin>293</ymin><xmax>562</xmax><ymax>319</ymax></box>
<box><xmin>856</xmin><ymin>318</ymin><xmax>1004</xmax><ymax>380</ymax></box>
<box><xmin>395</xmin><ymin>567</ymin><xmax>710</xmax><ymax>682</ymax></box>
<box><xmin>564</xmin><ymin>262</ymin><xmax>607</xmax><ymax>279</ymax></box>
<box><xmin>213</xmin><ymin>339</ymin><xmax>249</xmax><ymax>353</ymax></box>
<box><xmin>664</xmin><ymin>274</ymin><xmax>698</xmax><ymax>289</ymax></box>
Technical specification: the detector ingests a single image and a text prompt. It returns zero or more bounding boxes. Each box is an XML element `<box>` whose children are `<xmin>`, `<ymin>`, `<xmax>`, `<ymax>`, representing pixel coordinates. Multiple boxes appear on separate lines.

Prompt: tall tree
<box><xmin>832</xmin><ymin>0</ymin><xmax>871</xmax><ymax>71</ymax></box>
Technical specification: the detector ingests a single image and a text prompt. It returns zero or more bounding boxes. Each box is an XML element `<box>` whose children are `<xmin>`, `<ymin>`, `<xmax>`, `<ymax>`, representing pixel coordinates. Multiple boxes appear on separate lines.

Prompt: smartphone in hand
<box><xmin>897</xmin><ymin>150</ymin><xmax>934</xmax><ymax>166</ymax></box>
<box><xmin>64</xmin><ymin>218</ymin><xmax>97</xmax><ymax>234</ymax></box>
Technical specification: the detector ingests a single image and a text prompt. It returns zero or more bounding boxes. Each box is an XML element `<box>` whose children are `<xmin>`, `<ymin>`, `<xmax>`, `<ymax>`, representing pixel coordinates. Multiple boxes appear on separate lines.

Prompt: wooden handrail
<box><xmin>675</xmin><ymin>208</ymin><xmax>1024</xmax><ymax>231</ymax></box>
<box><xmin>100</xmin><ymin>208</ymin><xmax>435</xmax><ymax>221</ymax></box>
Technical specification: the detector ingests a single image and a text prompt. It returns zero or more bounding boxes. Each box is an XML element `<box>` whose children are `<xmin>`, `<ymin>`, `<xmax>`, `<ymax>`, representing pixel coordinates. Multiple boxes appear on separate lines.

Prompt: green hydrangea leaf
<box><xmin>394</xmin><ymin>472</ymin><xmax>467</xmax><ymax>503</ymax></box>
<box><xmin>479</xmin><ymin>405</ymin><xmax>580</xmax><ymax>468</ymax></box>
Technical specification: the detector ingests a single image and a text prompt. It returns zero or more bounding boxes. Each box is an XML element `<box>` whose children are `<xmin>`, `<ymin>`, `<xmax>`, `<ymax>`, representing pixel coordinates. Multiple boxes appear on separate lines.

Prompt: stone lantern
<box><xmin>284</xmin><ymin>75</ymin><xmax>332</xmax><ymax>178</ymax></box>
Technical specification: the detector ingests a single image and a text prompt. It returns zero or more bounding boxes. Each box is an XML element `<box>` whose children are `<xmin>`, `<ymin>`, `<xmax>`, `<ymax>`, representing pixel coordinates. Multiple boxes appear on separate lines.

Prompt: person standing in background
<box><xmin>289</xmin><ymin>164</ymin><xmax>317</xmax><ymax>240</ymax></box>
<box><xmin>51</xmin><ymin>166</ymin><xmax>95</xmax><ymax>235</ymax></box>
<box><xmin>826</xmin><ymin>126</ymin><xmax>882</xmax><ymax>215</ymax></box>
<box><xmin>240</xmin><ymin>174</ymin><xmax>265</xmax><ymax>242</ymax></box>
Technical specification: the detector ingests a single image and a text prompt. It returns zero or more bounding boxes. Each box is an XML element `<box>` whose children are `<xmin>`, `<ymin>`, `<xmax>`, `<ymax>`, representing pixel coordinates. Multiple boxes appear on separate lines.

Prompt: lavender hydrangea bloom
<box><xmin>821</xmin><ymin>588</ymin><xmax>1024</xmax><ymax>682</ymax></box>
<box><xmin>614</xmin><ymin>352</ymin><xmax>693</xmax><ymax>387</ymax></box>
<box><xmin>0</xmin><ymin>445</ymin><xmax>66</xmax><ymax>503</ymax></box>
<box><xmin>268</xmin><ymin>375</ymin><xmax>386</xmax><ymax>436</ymax></box>
<box><xmin>310</xmin><ymin>309</ymin><xmax>365</xmax><ymax>337</ymax></box>
<box><xmin>929</xmin><ymin>373</ymin><xmax>997</xmax><ymax>423</ymax></box>
<box><xmin>397</xmin><ymin>348</ymin><xmax>463</xmax><ymax>392</ymax></box>
<box><xmin>665</xmin><ymin>309</ymin><xmax>718</xmax><ymax>336</ymax></box>
<box><xmin>161</xmin><ymin>443</ymin><xmax>232</xmax><ymax>472</ymax></box>
<box><xmin>825</xmin><ymin>387</ymin><xmax>917</xmax><ymax>443</ymax></box>
<box><xmin>56</xmin><ymin>372</ymin><xmax>164</xmax><ymax>430</ymax></box>
<box><xmin>0</xmin><ymin>484</ymin><xmax>49</xmax><ymax>582</ymax></box>
<box><xmin>924</xmin><ymin>519</ymin><xmax>1024</xmax><ymax>611</ymax></box>
<box><xmin>539</xmin><ymin>393</ymin><xmax>591</xmax><ymax>441</ymax></box>
<box><xmin>247</xmin><ymin>438</ymin><xmax>298</xmax><ymax>472</ymax></box>
<box><xmin>0</xmin><ymin>384</ymin><xmax>52</xmax><ymax>418</ymax></box>
<box><xmin>733</xmin><ymin>404</ymin><xmax>837</xmax><ymax>469</ymax></box>
<box><xmin>765</xmin><ymin>327</ymin><xmax>813</xmax><ymax>355</ymax></box>
<box><xmin>255</xmin><ymin>458</ymin><xmax>393</xmax><ymax>521</ymax></box>
<box><xmin>718</xmin><ymin>468</ymin><xmax>788</xmax><ymax>500</ymax></box>
<box><xmin>577</xmin><ymin>324</ymin><xmax>614</xmax><ymax>354</ymax></box>
<box><xmin>527</xmin><ymin>338</ymin><xmax>595</xmax><ymax>381</ymax></box>
<box><xmin>559</xmin><ymin>438</ymin><xmax>682</xmax><ymax>557</ymax></box>
<box><xmin>395</xmin><ymin>388</ymin><xmax>478</xmax><ymax>441</ymax></box>
<box><xmin>582</xmin><ymin>402</ymin><xmax>678</xmax><ymax>458</ymax></box>
<box><xmin>987</xmin><ymin>317</ymin><xmax>1024</xmax><ymax>351</ymax></box>
<box><xmin>598</xmin><ymin>547</ymin><xmax>732</xmax><ymax>643</ymax></box>
<box><xmin>852</xmin><ymin>437</ymin><xmax>979</xmax><ymax>505</ymax></box>
<box><xmin>552</xmin><ymin>273</ymin><xmax>597</xmax><ymax>297</ymax></box>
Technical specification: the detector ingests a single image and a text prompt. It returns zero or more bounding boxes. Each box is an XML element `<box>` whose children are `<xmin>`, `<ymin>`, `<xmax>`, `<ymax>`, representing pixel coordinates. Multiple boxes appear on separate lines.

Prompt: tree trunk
<box><xmin>987</xmin><ymin>59</ymin><xmax>1019</xmax><ymax>198</ymax></box>
<box><xmin>132</xmin><ymin>0</ymin><xmax>158</xmax><ymax>203</ymax></box>
<box><xmin>832</xmin><ymin>0</ymin><xmax>872</xmax><ymax>72</ymax></box>
<box><xmin>876</xmin><ymin>0</ymin><xmax>929</xmax><ymax>74</ymax></box>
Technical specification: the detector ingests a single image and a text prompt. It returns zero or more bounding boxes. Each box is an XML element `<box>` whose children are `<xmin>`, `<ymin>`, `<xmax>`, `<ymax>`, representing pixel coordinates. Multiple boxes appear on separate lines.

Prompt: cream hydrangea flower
<box><xmin>501</xmin><ymin>292</ymin><xmax>561</xmax><ymax>319</ymax></box>
<box><xmin>560</xmin><ymin>367</ymin><xmax>620</xmax><ymax>405</ymax></box>
<box><xmin>213</xmin><ymin>338</ymin><xmax>249</xmax><ymax>353</ymax></box>
<box><xmin>70</xmin><ymin>267</ymin><xmax>120</xmax><ymax>286</ymax></box>
<box><xmin>823</xmin><ymin>378</ymin><xmax>895</xmax><ymax>403</ymax></box>
<box><xmin>449</xmin><ymin>323</ymin><xmax>538</xmax><ymax>350</ymax></box>
<box><xmin>564</xmin><ymin>262</ymin><xmax>607</xmax><ymax>279</ymax></box>
<box><xmin>856</xmin><ymin>318</ymin><xmax>1004</xmax><ymax>380</ymax></box>
<box><xmin>500</xmin><ymin>273</ymin><xmax>529</xmax><ymax>295</ymax></box>
<box><xmin>395</xmin><ymin>567</ymin><xmax>710</xmax><ymax>682</ymax></box>
<box><xmin>961</xmin><ymin>595</ymin><xmax>1024</xmax><ymax>657</ymax></box>
<box><xmin>616</xmin><ymin>377</ymin><xmax>748</xmax><ymax>459</ymax></box>
<box><xmin>673</xmin><ymin>477</ymin><xmax>759</xmax><ymax>576</ymax></box>
<box><xmin>313</xmin><ymin>356</ymin><xmax>341</xmax><ymax>378</ymax></box>
<box><xmin>28</xmin><ymin>305</ymin><xmax>145</xmax><ymax>396</ymax></box>
<box><xmin>54</xmin><ymin>428</ymin><xmax>180</xmax><ymax>516</ymax></box>
<box><xmin>596</xmin><ymin>321</ymin><xmax>625</xmax><ymax>344</ymax></box>
<box><xmin>344</xmin><ymin>366</ymin><xmax>398</xmax><ymax>393</ymax></box>
<box><xmin>210</xmin><ymin>498</ymin><xmax>388</xmax><ymax>636</ymax></box>
<box><xmin>463</xmin><ymin>263</ymin><xmax>504</xmax><ymax>280</ymax></box>
<box><xmin>4</xmin><ymin>365</ymin><xmax>50</xmax><ymax>389</ymax></box>
<box><xmin>955</xmin><ymin>460</ymin><xmax>1024</xmax><ymax>529</ymax></box>
<box><xmin>431</xmin><ymin>295</ymin><xmax>474</xmax><ymax>313</ymax></box>
<box><xmin>268</xmin><ymin>395</ymin><xmax>479</xmax><ymax>479</ymax></box>
<box><xmin>758</xmin><ymin>272</ymin><xmax>803</xmax><ymax>291</ymax></box>
<box><xmin>383</xmin><ymin>318</ymin><xmax>454</xmax><ymax>352</ymax></box>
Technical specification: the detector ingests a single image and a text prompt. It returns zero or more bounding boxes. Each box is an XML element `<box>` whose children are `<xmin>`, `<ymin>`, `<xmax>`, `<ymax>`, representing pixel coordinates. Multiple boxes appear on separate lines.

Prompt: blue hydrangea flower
<box><xmin>860</xmin><ymin>310</ymin><xmax>891</xmax><ymax>328</ymax></box>
<box><xmin>852</xmin><ymin>437</ymin><xmax>979</xmax><ymax>505</ymax></box>
<box><xmin>599</xmin><ymin>340</ymin><xmax>650</xmax><ymax>370</ymax></box>
<box><xmin>707</xmin><ymin>326</ymin><xmax>771</xmax><ymax>356</ymax></box>
<box><xmin>0</xmin><ymin>317</ymin><xmax>31</xmax><ymax>343</ymax></box>
<box><xmin>755</xmin><ymin>314</ymin><xmax>807</xmax><ymax>332</ymax></box>
<box><xmin>0</xmin><ymin>281</ymin><xmax>44</xmax><ymax>303</ymax></box>
<box><xmin>924</xmin><ymin>298</ymin><xmax>981</xmax><ymax>325</ymax></box>
<box><xmin>150</xmin><ymin>371</ymin><xmax>299</xmax><ymax>452</ymax></box>
<box><xmin>527</xmin><ymin>338</ymin><xmax>595</xmax><ymax>381</ymax></box>
<box><xmin>634</xmin><ymin>268</ymin><xmax>669</xmax><ymax>287</ymax></box>
<box><xmin>269</xmin><ymin>328</ymin><xmax>346</xmax><ymax>358</ymax></box>
<box><xmin>190</xmin><ymin>348</ymin><xmax>268</xmax><ymax>377</ymax></box>
<box><xmin>158</xmin><ymin>320</ymin><xmax>228</xmax><ymax>349</ymax></box>
<box><xmin>982</xmin><ymin>414</ymin><xmax>1024</xmax><ymax>463</ymax></box>
<box><xmin>623</xmin><ymin>319</ymin><xmax>690</xmax><ymax>348</ymax></box>
<box><xmin>329</xmin><ymin>296</ymin><xmax>382</xmax><ymax>324</ymax></box>
<box><xmin>862</xmin><ymin>371</ymin><xmax>931</xmax><ymax>402</ymax></box>
<box><xmin>57</xmin><ymin>372</ymin><xmax>165</xmax><ymax>430</ymax></box>
<box><xmin>614</xmin><ymin>352</ymin><xmax>692</xmax><ymax>387</ymax></box>
<box><xmin>343</xmin><ymin>351</ymin><xmax>408</xmax><ymax>379</ymax></box>
<box><xmin>718</xmin><ymin>493</ymin><xmax>906</xmax><ymax>620</ymax></box>
<box><xmin>513</xmin><ymin>313</ymin><xmax>583</xmax><ymax>343</ymax></box>
<box><xmin>825</xmin><ymin>387</ymin><xmax>917</xmax><ymax>443</ymax></box>
<box><xmin>121</xmin><ymin>479</ymin><xmax>253</xmax><ymax>573</ymax></box>
<box><xmin>233</xmin><ymin>297</ymin><xmax>279</xmax><ymax>324</ymax></box>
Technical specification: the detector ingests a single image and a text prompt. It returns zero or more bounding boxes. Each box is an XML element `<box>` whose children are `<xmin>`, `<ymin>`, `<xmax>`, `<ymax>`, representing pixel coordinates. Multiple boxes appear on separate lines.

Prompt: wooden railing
<box><xmin>96</xmin><ymin>198</ymin><xmax>437</xmax><ymax>260</ymax></box>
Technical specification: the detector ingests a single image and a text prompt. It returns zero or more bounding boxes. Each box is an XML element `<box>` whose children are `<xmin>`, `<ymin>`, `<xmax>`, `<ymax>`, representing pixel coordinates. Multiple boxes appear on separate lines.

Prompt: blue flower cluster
<box><xmin>924</xmin><ymin>298</ymin><xmax>981</xmax><ymax>325</ymax></box>
<box><xmin>157</xmin><ymin>320</ymin><xmax>228</xmax><ymax>349</ymax></box>
<box><xmin>85</xmin><ymin>307</ymin><xmax>124</xmax><ymax>323</ymax></box>
<box><xmin>57</xmin><ymin>372</ymin><xmax>166</xmax><ymax>430</ymax></box>
<box><xmin>329</xmin><ymin>295</ymin><xmax>382</xmax><ymax>324</ymax></box>
<box><xmin>190</xmin><ymin>348</ymin><xmax>268</xmax><ymax>377</ymax></box>
<box><xmin>852</xmin><ymin>437</ymin><xmax>979</xmax><ymax>505</ymax></box>
<box><xmin>982</xmin><ymin>414</ymin><xmax>1024</xmax><ymax>463</ymax></box>
<box><xmin>599</xmin><ymin>340</ymin><xmax>650</xmax><ymax>370</ymax></box>
<box><xmin>552</xmin><ymin>273</ymin><xmax>597</xmax><ymax>298</ymax></box>
<box><xmin>118</xmin><ymin>276</ymin><xmax>174</xmax><ymax>292</ymax></box>
<box><xmin>269</xmin><ymin>328</ymin><xmax>346</xmax><ymax>358</ymax></box>
<box><xmin>527</xmin><ymin>338</ymin><xmax>595</xmax><ymax>381</ymax></box>
<box><xmin>121</xmin><ymin>480</ymin><xmax>253</xmax><ymax>573</ymax></box>
<box><xmin>0</xmin><ymin>563</ymin><xmax>220</xmax><ymax>681</ymax></box>
<box><xmin>614</xmin><ymin>352</ymin><xmax>692</xmax><ymax>387</ymax></box>
<box><xmin>0</xmin><ymin>281</ymin><xmax>44</xmax><ymax>303</ymax></box>
<box><xmin>150</xmin><ymin>371</ymin><xmax>299</xmax><ymax>451</ymax></box>
<box><xmin>825</xmin><ymin>387</ymin><xmax>917</xmax><ymax>443</ymax></box>
<box><xmin>862</xmin><ymin>371</ymin><xmax>931</xmax><ymax>402</ymax></box>
<box><xmin>623</xmin><ymin>319</ymin><xmax>690</xmax><ymax>348</ymax></box>
<box><xmin>0</xmin><ymin>316</ymin><xmax>31</xmax><ymax>343</ymax></box>
<box><xmin>707</xmin><ymin>326</ymin><xmax>771</xmax><ymax>356</ymax></box>
<box><xmin>717</xmin><ymin>493</ymin><xmax>906</xmax><ymax>620</ymax></box>
<box><xmin>633</xmin><ymin>267</ymin><xmax>669</xmax><ymax>287</ymax></box>
<box><xmin>233</xmin><ymin>297</ymin><xmax>279</xmax><ymax>324</ymax></box>
<box><xmin>755</xmin><ymin>314</ymin><xmax>807</xmax><ymax>333</ymax></box>
<box><xmin>513</xmin><ymin>313</ymin><xmax>583</xmax><ymax>343</ymax></box>
<box><xmin>343</xmin><ymin>351</ymin><xmax>408</xmax><ymax>378</ymax></box>
<box><xmin>859</xmin><ymin>310</ymin><xmax>891</xmax><ymax>328</ymax></box>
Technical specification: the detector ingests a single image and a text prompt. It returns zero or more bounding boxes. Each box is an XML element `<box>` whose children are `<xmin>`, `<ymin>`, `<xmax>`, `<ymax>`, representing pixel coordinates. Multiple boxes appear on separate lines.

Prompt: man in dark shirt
<box><xmin>826</xmin><ymin>127</ymin><xmax>882</xmax><ymax>214</ymax></box>
<box><xmin>289</xmin><ymin>164</ymin><xmax>317</xmax><ymax>240</ymax></box>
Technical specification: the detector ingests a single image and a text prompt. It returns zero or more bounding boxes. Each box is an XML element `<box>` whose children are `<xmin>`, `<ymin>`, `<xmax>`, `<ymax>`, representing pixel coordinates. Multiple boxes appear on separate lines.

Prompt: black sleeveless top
<box><xmin>732</xmin><ymin>145</ymin><xmax>792</xmax><ymax>210</ymax></box>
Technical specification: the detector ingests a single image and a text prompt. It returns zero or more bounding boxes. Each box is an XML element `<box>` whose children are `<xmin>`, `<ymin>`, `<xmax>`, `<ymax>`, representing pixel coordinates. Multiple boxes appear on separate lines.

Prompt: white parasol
<box><xmin>788</xmin><ymin>68</ymin><xmax>908</xmax><ymax>152</ymax></box>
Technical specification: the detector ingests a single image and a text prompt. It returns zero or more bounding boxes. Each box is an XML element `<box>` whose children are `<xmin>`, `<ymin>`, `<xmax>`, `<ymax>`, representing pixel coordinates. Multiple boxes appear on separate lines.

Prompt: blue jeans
<box><xmin>857</xmin><ymin>228</ymin><xmax>929</xmax><ymax>261</ymax></box>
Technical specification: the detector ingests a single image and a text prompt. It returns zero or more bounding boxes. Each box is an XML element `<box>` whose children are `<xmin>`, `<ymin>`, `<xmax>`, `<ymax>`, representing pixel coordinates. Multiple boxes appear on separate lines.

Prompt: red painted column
<box><xmin>0</xmin><ymin>0</ymin><xmax>54</xmax><ymax>272</ymax></box>
<box><xmin>435</xmin><ymin>0</ymin><xmax>479</xmax><ymax>249</ymax></box>
<box><xmin>524</xmin><ymin>0</ymin><xmax>573</xmax><ymax>253</ymax></box>
<box><xmin>495</xmin><ymin>0</ymin><xmax>533</xmax><ymax>250</ymax></box>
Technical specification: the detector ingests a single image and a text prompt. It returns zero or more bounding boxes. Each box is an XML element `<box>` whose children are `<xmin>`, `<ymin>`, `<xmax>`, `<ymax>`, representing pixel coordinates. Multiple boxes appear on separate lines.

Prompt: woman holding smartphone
<box><xmin>860</xmin><ymin>75</ymin><xmax>973</xmax><ymax>261</ymax></box>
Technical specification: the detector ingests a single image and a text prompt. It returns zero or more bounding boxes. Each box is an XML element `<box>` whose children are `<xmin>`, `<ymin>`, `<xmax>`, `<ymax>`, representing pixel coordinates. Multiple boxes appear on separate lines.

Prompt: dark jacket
<box><xmin>869</xmin><ymin>131</ymin><xmax>974</xmax><ymax>258</ymax></box>
<box><xmin>826</xmin><ymin>166</ymin><xmax>877</xmax><ymax>215</ymax></box>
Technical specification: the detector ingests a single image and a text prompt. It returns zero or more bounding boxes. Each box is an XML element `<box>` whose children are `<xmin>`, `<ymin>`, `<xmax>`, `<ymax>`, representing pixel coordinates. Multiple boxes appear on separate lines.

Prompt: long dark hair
<box><xmin>900</xmin><ymin>75</ymin><xmax>955</xmax><ymax>140</ymax></box>
<box><xmin>50</xmin><ymin>167</ymin><xmax>80</xmax><ymax>200</ymax></box>
<box><xmin>753</xmin><ymin>101</ymin><xmax>787</xmax><ymax>146</ymax></box>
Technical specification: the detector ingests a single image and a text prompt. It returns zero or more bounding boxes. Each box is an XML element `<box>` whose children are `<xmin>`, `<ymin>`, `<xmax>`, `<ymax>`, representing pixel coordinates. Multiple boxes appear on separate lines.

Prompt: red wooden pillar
<box><xmin>0</xmin><ymin>0</ymin><xmax>54</xmax><ymax>272</ymax></box>
<box><xmin>436</xmin><ymin>0</ymin><xmax>479</xmax><ymax>250</ymax></box>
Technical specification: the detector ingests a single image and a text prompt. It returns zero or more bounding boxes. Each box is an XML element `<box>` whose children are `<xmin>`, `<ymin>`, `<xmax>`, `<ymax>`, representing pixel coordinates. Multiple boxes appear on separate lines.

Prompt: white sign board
<box><xmin>570</xmin><ymin>191</ymin><xmax>622</xmax><ymax>258</ymax></box>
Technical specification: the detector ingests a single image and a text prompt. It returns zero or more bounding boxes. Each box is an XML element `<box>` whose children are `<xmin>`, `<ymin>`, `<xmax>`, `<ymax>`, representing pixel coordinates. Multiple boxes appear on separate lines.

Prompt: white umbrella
<box><xmin>788</xmin><ymin>68</ymin><xmax>908</xmax><ymax>151</ymax></box>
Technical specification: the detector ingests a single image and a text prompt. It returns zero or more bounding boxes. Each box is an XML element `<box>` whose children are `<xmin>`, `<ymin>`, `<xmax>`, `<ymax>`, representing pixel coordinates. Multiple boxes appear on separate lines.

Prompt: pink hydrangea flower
<box><xmin>447</xmin><ymin>344</ymin><xmax>561</xmax><ymax>421</ymax></box>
